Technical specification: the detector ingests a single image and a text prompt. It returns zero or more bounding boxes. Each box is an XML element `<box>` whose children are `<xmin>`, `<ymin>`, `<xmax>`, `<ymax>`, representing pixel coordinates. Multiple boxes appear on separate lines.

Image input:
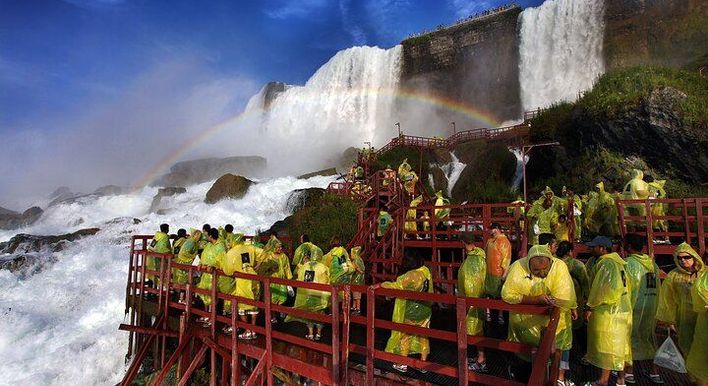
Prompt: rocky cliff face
<box><xmin>152</xmin><ymin>156</ymin><xmax>267</xmax><ymax>187</ymax></box>
<box><xmin>400</xmin><ymin>6</ymin><xmax>522</xmax><ymax>123</ymax></box>
<box><xmin>603</xmin><ymin>0</ymin><xmax>708</xmax><ymax>69</ymax></box>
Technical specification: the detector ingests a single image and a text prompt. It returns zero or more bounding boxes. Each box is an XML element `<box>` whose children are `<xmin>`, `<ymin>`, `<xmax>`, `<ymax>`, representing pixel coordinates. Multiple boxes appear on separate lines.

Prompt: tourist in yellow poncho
<box><xmin>687</xmin><ymin>269</ymin><xmax>708</xmax><ymax>385</ymax></box>
<box><xmin>561</xmin><ymin>187</ymin><xmax>583</xmax><ymax>241</ymax></box>
<box><xmin>223</xmin><ymin>224</ymin><xmax>244</xmax><ymax>250</ymax></box>
<box><xmin>502</xmin><ymin>244</ymin><xmax>576</xmax><ymax>367</ymax></box>
<box><xmin>195</xmin><ymin>228</ymin><xmax>227</xmax><ymax>320</ymax></box>
<box><xmin>285</xmin><ymin>244</ymin><xmax>330</xmax><ymax>341</ymax></box>
<box><xmin>222</xmin><ymin>240</ymin><xmax>263</xmax><ymax>339</ymax></box>
<box><xmin>147</xmin><ymin>223</ymin><xmax>171</xmax><ymax>284</ymax></box>
<box><xmin>398</xmin><ymin>158</ymin><xmax>412</xmax><ymax>176</ymax></box>
<box><xmin>645</xmin><ymin>175</ymin><xmax>668</xmax><ymax>237</ymax></box>
<box><xmin>404</xmin><ymin>195</ymin><xmax>423</xmax><ymax>237</ymax></box>
<box><xmin>292</xmin><ymin>237</ymin><xmax>323</xmax><ymax>266</ymax></box>
<box><xmin>623</xmin><ymin>233</ymin><xmax>663</xmax><ymax>384</ymax></box>
<box><xmin>383</xmin><ymin>251</ymin><xmax>433</xmax><ymax>373</ymax></box>
<box><xmin>350</xmin><ymin>246</ymin><xmax>366</xmax><ymax>314</ymax></box>
<box><xmin>622</xmin><ymin>169</ymin><xmax>650</xmax><ymax>223</ymax></box>
<box><xmin>458</xmin><ymin>232</ymin><xmax>488</xmax><ymax>372</ymax></box>
<box><xmin>656</xmin><ymin>242</ymin><xmax>705</xmax><ymax>355</ymax></box>
<box><xmin>585</xmin><ymin>236</ymin><xmax>632</xmax><ymax>386</ymax></box>
<box><xmin>527</xmin><ymin>187</ymin><xmax>561</xmax><ymax>245</ymax></box>
<box><xmin>584</xmin><ymin>182</ymin><xmax>620</xmax><ymax>237</ymax></box>
<box><xmin>377</xmin><ymin>210</ymin><xmax>393</xmax><ymax>238</ymax></box>
<box><xmin>172</xmin><ymin>229</ymin><xmax>200</xmax><ymax>286</ymax></box>
<box><xmin>262</xmin><ymin>236</ymin><xmax>293</xmax><ymax>324</ymax></box>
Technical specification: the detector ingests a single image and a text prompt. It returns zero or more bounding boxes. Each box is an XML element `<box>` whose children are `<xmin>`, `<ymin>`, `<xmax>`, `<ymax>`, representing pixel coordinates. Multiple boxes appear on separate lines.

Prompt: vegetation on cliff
<box><xmin>527</xmin><ymin>66</ymin><xmax>708</xmax><ymax>197</ymax></box>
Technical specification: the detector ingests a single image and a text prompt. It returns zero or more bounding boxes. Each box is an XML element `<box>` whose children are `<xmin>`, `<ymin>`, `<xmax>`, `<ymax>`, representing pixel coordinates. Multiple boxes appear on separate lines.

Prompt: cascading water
<box><xmin>439</xmin><ymin>152</ymin><xmax>467</xmax><ymax>197</ymax></box>
<box><xmin>510</xmin><ymin>147</ymin><xmax>528</xmax><ymax>192</ymax></box>
<box><xmin>244</xmin><ymin>46</ymin><xmax>402</xmax><ymax>174</ymax></box>
<box><xmin>518</xmin><ymin>0</ymin><xmax>605</xmax><ymax>111</ymax></box>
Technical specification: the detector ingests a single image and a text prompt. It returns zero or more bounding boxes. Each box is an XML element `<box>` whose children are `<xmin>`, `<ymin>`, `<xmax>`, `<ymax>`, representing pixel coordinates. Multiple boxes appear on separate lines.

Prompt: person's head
<box><xmin>208</xmin><ymin>228</ymin><xmax>219</xmax><ymax>242</ymax></box>
<box><xmin>490</xmin><ymin>222</ymin><xmax>503</xmax><ymax>236</ymax></box>
<box><xmin>202</xmin><ymin>223</ymin><xmax>211</xmax><ymax>233</ymax></box>
<box><xmin>329</xmin><ymin>236</ymin><xmax>341</xmax><ymax>249</ymax></box>
<box><xmin>461</xmin><ymin>231</ymin><xmax>476</xmax><ymax>249</ymax></box>
<box><xmin>400</xmin><ymin>248</ymin><xmax>424</xmax><ymax>273</ymax></box>
<box><xmin>224</xmin><ymin>224</ymin><xmax>234</xmax><ymax>233</ymax></box>
<box><xmin>556</xmin><ymin>241</ymin><xmax>573</xmax><ymax>258</ymax></box>
<box><xmin>587</xmin><ymin>236</ymin><xmax>612</xmax><ymax>257</ymax></box>
<box><xmin>558</xmin><ymin>214</ymin><xmax>567</xmax><ymax>223</ymax></box>
<box><xmin>191</xmin><ymin>229</ymin><xmax>202</xmax><ymax>240</ymax></box>
<box><xmin>423</xmin><ymin>211</ymin><xmax>429</xmax><ymax>217</ymax></box>
<box><xmin>177</xmin><ymin>228</ymin><xmax>187</xmax><ymax>238</ymax></box>
<box><xmin>300</xmin><ymin>234</ymin><xmax>310</xmax><ymax>244</ymax></box>
<box><xmin>624</xmin><ymin>233</ymin><xmax>645</xmax><ymax>254</ymax></box>
<box><xmin>538</xmin><ymin>233</ymin><xmax>557</xmax><ymax>254</ymax></box>
<box><xmin>674</xmin><ymin>243</ymin><xmax>701</xmax><ymax>272</ymax></box>
<box><xmin>527</xmin><ymin>245</ymin><xmax>552</xmax><ymax>278</ymax></box>
<box><xmin>644</xmin><ymin>174</ymin><xmax>655</xmax><ymax>183</ymax></box>
<box><xmin>160</xmin><ymin>223</ymin><xmax>169</xmax><ymax>233</ymax></box>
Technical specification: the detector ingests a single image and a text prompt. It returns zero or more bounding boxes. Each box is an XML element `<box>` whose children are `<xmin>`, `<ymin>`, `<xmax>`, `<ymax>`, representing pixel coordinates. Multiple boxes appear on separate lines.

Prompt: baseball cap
<box><xmin>586</xmin><ymin>236</ymin><xmax>612</xmax><ymax>249</ymax></box>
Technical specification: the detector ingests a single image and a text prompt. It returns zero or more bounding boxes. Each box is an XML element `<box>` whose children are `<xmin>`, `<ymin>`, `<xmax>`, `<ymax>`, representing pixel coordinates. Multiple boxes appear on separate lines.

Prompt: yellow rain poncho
<box><xmin>172</xmin><ymin>232</ymin><xmax>200</xmax><ymax>285</ymax></box>
<box><xmin>458</xmin><ymin>247</ymin><xmax>486</xmax><ymax>336</ymax></box>
<box><xmin>398</xmin><ymin>158</ymin><xmax>412</xmax><ymax>176</ymax></box>
<box><xmin>402</xmin><ymin>171</ymin><xmax>418</xmax><ymax>195</ymax></box>
<box><xmin>686</xmin><ymin>270</ymin><xmax>708</xmax><ymax>383</ymax></box>
<box><xmin>285</xmin><ymin>256</ymin><xmax>330</xmax><ymax>324</ymax></box>
<box><xmin>404</xmin><ymin>195</ymin><xmax>423</xmax><ymax>234</ymax></box>
<box><xmin>584</xmin><ymin>182</ymin><xmax>620</xmax><ymax>237</ymax></box>
<box><xmin>560</xmin><ymin>190</ymin><xmax>583</xmax><ymax>240</ymax></box>
<box><xmin>655</xmin><ymin>243</ymin><xmax>705</xmax><ymax>354</ymax></box>
<box><xmin>502</xmin><ymin>246</ymin><xmax>576</xmax><ymax>357</ymax></box>
<box><xmin>350</xmin><ymin>246</ymin><xmax>365</xmax><ymax>286</ymax></box>
<box><xmin>324</xmin><ymin>246</ymin><xmax>352</xmax><ymax>285</ymax></box>
<box><xmin>527</xmin><ymin>201</ymin><xmax>559</xmax><ymax>245</ymax></box>
<box><xmin>224</xmin><ymin>232</ymin><xmax>244</xmax><ymax>250</ymax></box>
<box><xmin>586</xmin><ymin>252</ymin><xmax>632</xmax><ymax>371</ymax></box>
<box><xmin>384</xmin><ymin>266</ymin><xmax>433</xmax><ymax>357</ymax></box>
<box><xmin>263</xmin><ymin>237</ymin><xmax>292</xmax><ymax>305</ymax></box>
<box><xmin>433</xmin><ymin>191</ymin><xmax>450</xmax><ymax>222</ymax></box>
<box><xmin>293</xmin><ymin>242</ymin><xmax>323</xmax><ymax>266</ymax></box>
<box><xmin>222</xmin><ymin>243</ymin><xmax>263</xmax><ymax>312</ymax></box>
<box><xmin>648</xmin><ymin>180</ymin><xmax>667</xmax><ymax>232</ymax></box>
<box><xmin>623</xmin><ymin>169</ymin><xmax>650</xmax><ymax>219</ymax></box>
<box><xmin>196</xmin><ymin>240</ymin><xmax>227</xmax><ymax>306</ymax></box>
<box><xmin>147</xmin><ymin>231</ymin><xmax>171</xmax><ymax>282</ymax></box>
<box><xmin>625</xmin><ymin>253</ymin><xmax>661</xmax><ymax>360</ymax></box>
<box><xmin>377</xmin><ymin>210</ymin><xmax>393</xmax><ymax>238</ymax></box>
<box><xmin>560</xmin><ymin>255</ymin><xmax>590</xmax><ymax>329</ymax></box>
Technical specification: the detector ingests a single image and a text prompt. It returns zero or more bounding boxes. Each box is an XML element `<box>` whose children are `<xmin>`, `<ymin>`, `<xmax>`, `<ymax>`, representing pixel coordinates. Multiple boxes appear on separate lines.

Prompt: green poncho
<box><xmin>384</xmin><ymin>266</ymin><xmax>433</xmax><ymax>357</ymax></box>
<box><xmin>586</xmin><ymin>253</ymin><xmax>632</xmax><ymax>371</ymax></box>
<box><xmin>350</xmin><ymin>246</ymin><xmax>365</xmax><ymax>286</ymax></box>
<box><xmin>323</xmin><ymin>246</ymin><xmax>352</xmax><ymax>285</ymax></box>
<box><xmin>147</xmin><ymin>231</ymin><xmax>171</xmax><ymax>282</ymax></box>
<box><xmin>687</xmin><ymin>270</ymin><xmax>708</xmax><ymax>383</ymax></box>
<box><xmin>625</xmin><ymin>253</ymin><xmax>661</xmax><ymax>360</ymax></box>
<box><xmin>292</xmin><ymin>242</ymin><xmax>323</xmax><ymax>266</ymax></box>
<box><xmin>285</xmin><ymin>258</ymin><xmax>331</xmax><ymax>324</ymax></box>
<box><xmin>195</xmin><ymin>241</ymin><xmax>227</xmax><ymax>306</ymax></box>
<box><xmin>172</xmin><ymin>236</ymin><xmax>199</xmax><ymax>285</ymax></box>
<box><xmin>560</xmin><ymin>255</ymin><xmax>590</xmax><ymax>330</ymax></box>
<box><xmin>457</xmin><ymin>247</ymin><xmax>486</xmax><ymax>336</ymax></box>
<box><xmin>222</xmin><ymin>244</ymin><xmax>263</xmax><ymax>312</ymax></box>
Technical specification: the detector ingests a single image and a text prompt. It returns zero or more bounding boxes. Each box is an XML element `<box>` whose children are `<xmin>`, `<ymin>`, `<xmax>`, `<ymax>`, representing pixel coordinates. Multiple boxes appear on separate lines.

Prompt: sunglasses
<box><xmin>677</xmin><ymin>255</ymin><xmax>693</xmax><ymax>261</ymax></box>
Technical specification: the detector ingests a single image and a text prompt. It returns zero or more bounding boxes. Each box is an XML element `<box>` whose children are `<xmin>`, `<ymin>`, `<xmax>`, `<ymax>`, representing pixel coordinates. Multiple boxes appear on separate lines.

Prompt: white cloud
<box><xmin>264</xmin><ymin>0</ymin><xmax>328</xmax><ymax>19</ymax></box>
<box><xmin>339</xmin><ymin>0</ymin><xmax>367</xmax><ymax>45</ymax></box>
<box><xmin>448</xmin><ymin>0</ymin><xmax>495</xmax><ymax>19</ymax></box>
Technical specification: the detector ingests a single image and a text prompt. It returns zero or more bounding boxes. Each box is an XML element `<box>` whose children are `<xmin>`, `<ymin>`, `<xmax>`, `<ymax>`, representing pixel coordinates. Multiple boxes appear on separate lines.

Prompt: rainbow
<box><xmin>131</xmin><ymin>86</ymin><xmax>501</xmax><ymax>190</ymax></box>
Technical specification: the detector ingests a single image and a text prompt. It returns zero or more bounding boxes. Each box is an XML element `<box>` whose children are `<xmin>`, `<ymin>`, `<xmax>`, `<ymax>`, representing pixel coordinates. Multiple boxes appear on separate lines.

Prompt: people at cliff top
<box><xmin>584</xmin><ymin>235</ymin><xmax>632</xmax><ymax>386</ymax></box>
<box><xmin>656</xmin><ymin>243</ymin><xmax>705</xmax><ymax>365</ymax></box>
<box><xmin>459</xmin><ymin>232</ymin><xmax>488</xmax><ymax>372</ymax></box>
<box><xmin>502</xmin><ymin>244</ymin><xmax>576</xmax><ymax>382</ymax></box>
<box><xmin>623</xmin><ymin>233</ymin><xmax>663</xmax><ymax>384</ymax></box>
<box><xmin>383</xmin><ymin>249</ymin><xmax>433</xmax><ymax>373</ymax></box>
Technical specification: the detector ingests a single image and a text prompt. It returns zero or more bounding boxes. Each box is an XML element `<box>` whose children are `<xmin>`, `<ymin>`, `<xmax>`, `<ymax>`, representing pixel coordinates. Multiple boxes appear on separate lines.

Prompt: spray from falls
<box><xmin>436</xmin><ymin>152</ymin><xmax>467</xmax><ymax>197</ymax></box>
<box><xmin>510</xmin><ymin>147</ymin><xmax>528</xmax><ymax>192</ymax></box>
<box><xmin>518</xmin><ymin>0</ymin><xmax>605</xmax><ymax>111</ymax></box>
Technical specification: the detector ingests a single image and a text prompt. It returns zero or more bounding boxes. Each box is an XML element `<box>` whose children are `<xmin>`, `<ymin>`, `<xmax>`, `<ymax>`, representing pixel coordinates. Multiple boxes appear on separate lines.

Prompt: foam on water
<box><xmin>0</xmin><ymin>175</ymin><xmax>334</xmax><ymax>385</ymax></box>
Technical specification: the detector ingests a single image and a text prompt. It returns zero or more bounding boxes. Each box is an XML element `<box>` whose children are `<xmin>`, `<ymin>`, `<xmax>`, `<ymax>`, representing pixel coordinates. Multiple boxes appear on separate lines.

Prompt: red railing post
<box><xmin>366</xmin><ymin>285</ymin><xmax>376</xmax><ymax>385</ymax></box>
<box><xmin>697</xmin><ymin>198</ymin><xmax>706</xmax><ymax>256</ymax></box>
<box><xmin>264</xmin><ymin>278</ymin><xmax>273</xmax><ymax>386</ymax></box>
<box><xmin>682</xmin><ymin>199</ymin><xmax>691</xmax><ymax>245</ymax></box>
<box><xmin>456</xmin><ymin>297</ymin><xmax>469</xmax><ymax>386</ymax></box>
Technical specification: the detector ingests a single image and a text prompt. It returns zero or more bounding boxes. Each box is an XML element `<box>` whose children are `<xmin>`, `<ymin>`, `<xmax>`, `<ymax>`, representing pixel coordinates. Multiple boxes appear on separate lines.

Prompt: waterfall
<box><xmin>518</xmin><ymin>0</ymin><xmax>605</xmax><ymax>111</ymax></box>
<box><xmin>440</xmin><ymin>152</ymin><xmax>467</xmax><ymax>197</ymax></box>
<box><xmin>245</xmin><ymin>45</ymin><xmax>402</xmax><ymax>175</ymax></box>
<box><xmin>510</xmin><ymin>147</ymin><xmax>528</xmax><ymax>192</ymax></box>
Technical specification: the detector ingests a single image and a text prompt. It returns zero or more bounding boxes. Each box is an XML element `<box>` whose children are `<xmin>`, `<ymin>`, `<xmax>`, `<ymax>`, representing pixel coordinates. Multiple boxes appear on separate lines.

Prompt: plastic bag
<box><xmin>654</xmin><ymin>335</ymin><xmax>687</xmax><ymax>373</ymax></box>
<box><xmin>533</xmin><ymin>222</ymin><xmax>541</xmax><ymax>235</ymax></box>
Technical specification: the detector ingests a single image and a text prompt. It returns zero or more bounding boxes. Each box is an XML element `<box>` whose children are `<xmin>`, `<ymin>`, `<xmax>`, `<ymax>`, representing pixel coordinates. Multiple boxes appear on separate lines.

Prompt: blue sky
<box><xmin>0</xmin><ymin>0</ymin><xmax>543</xmax><ymax>208</ymax></box>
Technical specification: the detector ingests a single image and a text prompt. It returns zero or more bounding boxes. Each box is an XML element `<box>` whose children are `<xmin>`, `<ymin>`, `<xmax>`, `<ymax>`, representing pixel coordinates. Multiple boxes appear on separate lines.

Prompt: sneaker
<box><xmin>649</xmin><ymin>374</ymin><xmax>664</xmax><ymax>384</ymax></box>
<box><xmin>314</xmin><ymin>333</ymin><xmax>321</xmax><ymax>341</ymax></box>
<box><xmin>305</xmin><ymin>334</ymin><xmax>314</xmax><ymax>341</ymax></box>
<box><xmin>497</xmin><ymin>314</ymin><xmax>505</xmax><ymax>325</ymax></box>
<box><xmin>351</xmin><ymin>308</ymin><xmax>360</xmax><ymax>315</ymax></box>
<box><xmin>238</xmin><ymin>330</ymin><xmax>253</xmax><ymax>340</ymax></box>
<box><xmin>270</xmin><ymin>316</ymin><xmax>279</xmax><ymax>324</ymax></box>
<box><xmin>392</xmin><ymin>364</ymin><xmax>407</xmax><ymax>373</ymax></box>
<box><xmin>196</xmin><ymin>316</ymin><xmax>210</xmax><ymax>324</ymax></box>
<box><xmin>468</xmin><ymin>361</ymin><xmax>488</xmax><ymax>373</ymax></box>
<box><xmin>222</xmin><ymin>326</ymin><xmax>233</xmax><ymax>334</ymax></box>
<box><xmin>247</xmin><ymin>331</ymin><xmax>257</xmax><ymax>339</ymax></box>
<box><xmin>624</xmin><ymin>373</ymin><xmax>635</xmax><ymax>384</ymax></box>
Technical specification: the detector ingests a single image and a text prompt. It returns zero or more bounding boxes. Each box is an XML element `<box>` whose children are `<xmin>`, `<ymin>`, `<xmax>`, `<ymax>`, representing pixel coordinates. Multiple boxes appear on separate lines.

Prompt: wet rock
<box><xmin>0</xmin><ymin>206</ymin><xmax>44</xmax><ymax>230</ymax></box>
<box><xmin>286</xmin><ymin>188</ymin><xmax>326</xmax><ymax>212</ymax></box>
<box><xmin>205</xmin><ymin>174</ymin><xmax>253</xmax><ymax>204</ymax></box>
<box><xmin>0</xmin><ymin>228</ymin><xmax>100</xmax><ymax>254</ymax></box>
<box><xmin>149</xmin><ymin>187</ymin><xmax>187</xmax><ymax>213</ymax></box>
<box><xmin>297</xmin><ymin>168</ymin><xmax>338</xmax><ymax>179</ymax></box>
<box><xmin>93</xmin><ymin>185</ymin><xmax>125</xmax><ymax>196</ymax></box>
<box><xmin>153</xmin><ymin>156</ymin><xmax>266</xmax><ymax>187</ymax></box>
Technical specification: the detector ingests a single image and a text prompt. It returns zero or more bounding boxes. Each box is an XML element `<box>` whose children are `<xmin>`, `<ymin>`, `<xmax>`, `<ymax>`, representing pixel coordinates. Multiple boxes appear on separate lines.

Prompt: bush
<box><xmin>285</xmin><ymin>193</ymin><xmax>359</xmax><ymax>248</ymax></box>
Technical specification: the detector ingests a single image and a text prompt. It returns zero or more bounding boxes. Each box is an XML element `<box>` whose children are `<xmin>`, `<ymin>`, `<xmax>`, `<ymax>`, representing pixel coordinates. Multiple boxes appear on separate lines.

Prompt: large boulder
<box><xmin>93</xmin><ymin>185</ymin><xmax>125</xmax><ymax>196</ymax></box>
<box><xmin>205</xmin><ymin>174</ymin><xmax>253</xmax><ymax>204</ymax></box>
<box><xmin>0</xmin><ymin>206</ymin><xmax>44</xmax><ymax>230</ymax></box>
<box><xmin>286</xmin><ymin>188</ymin><xmax>326</xmax><ymax>212</ymax></box>
<box><xmin>153</xmin><ymin>156</ymin><xmax>267</xmax><ymax>187</ymax></box>
<box><xmin>149</xmin><ymin>187</ymin><xmax>187</xmax><ymax>213</ymax></box>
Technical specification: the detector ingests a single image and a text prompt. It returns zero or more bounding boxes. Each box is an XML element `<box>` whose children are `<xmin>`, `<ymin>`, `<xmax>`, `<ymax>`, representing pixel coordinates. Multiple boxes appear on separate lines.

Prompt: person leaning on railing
<box><xmin>502</xmin><ymin>244</ymin><xmax>577</xmax><ymax>384</ymax></box>
<box><xmin>172</xmin><ymin>229</ymin><xmax>201</xmax><ymax>304</ymax></box>
<box><xmin>382</xmin><ymin>249</ymin><xmax>433</xmax><ymax>373</ymax></box>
